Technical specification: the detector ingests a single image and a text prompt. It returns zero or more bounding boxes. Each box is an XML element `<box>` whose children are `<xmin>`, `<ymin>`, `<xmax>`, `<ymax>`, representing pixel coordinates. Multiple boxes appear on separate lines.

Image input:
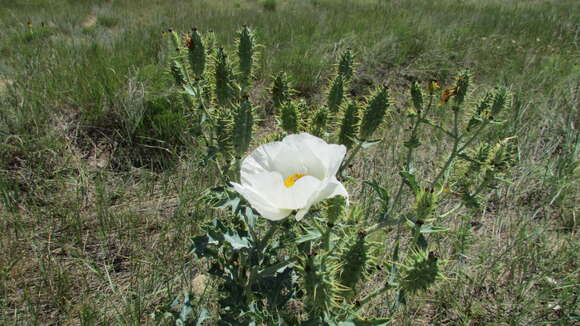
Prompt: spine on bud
<box><xmin>338</xmin><ymin>100</ymin><xmax>360</xmax><ymax>149</ymax></box>
<box><xmin>271</xmin><ymin>72</ymin><xmax>291</xmax><ymax>111</ymax></box>
<box><xmin>359</xmin><ymin>86</ymin><xmax>390</xmax><ymax>140</ymax></box>
<box><xmin>453</xmin><ymin>70</ymin><xmax>471</xmax><ymax>106</ymax></box>
<box><xmin>309</xmin><ymin>106</ymin><xmax>328</xmax><ymax>138</ymax></box>
<box><xmin>280</xmin><ymin>101</ymin><xmax>300</xmax><ymax>134</ymax></box>
<box><xmin>339</xmin><ymin>232</ymin><xmax>369</xmax><ymax>299</ymax></box>
<box><xmin>338</xmin><ymin>49</ymin><xmax>354</xmax><ymax>80</ymax></box>
<box><xmin>327</xmin><ymin>74</ymin><xmax>344</xmax><ymax>114</ymax></box>
<box><xmin>232</xmin><ymin>98</ymin><xmax>254</xmax><ymax>157</ymax></box>
<box><xmin>214</xmin><ymin>47</ymin><xmax>237</xmax><ymax>107</ymax></box>
<box><xmin>188</xmin><ymin>28</ymin><xmax>206</xmax><ymax>79</ymax></box>
<box><xmin>237</xmin><ymin>26</ymin><xmax>255</xmax><ymax>89</ymax></box>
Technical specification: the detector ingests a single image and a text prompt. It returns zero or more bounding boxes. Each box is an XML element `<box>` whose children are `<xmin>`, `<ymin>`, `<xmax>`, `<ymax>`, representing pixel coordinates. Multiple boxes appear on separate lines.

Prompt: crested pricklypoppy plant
<box><xmin>271</xmin><ymin>72</ymin><xmax>292</xmax><ymax>111</ymax></box>
<box><xmin>327</xmin><ymin>74</ymin><xmax>345</xmax><ymax>114</ymax></box>
<box><xmin>337</xmin><ymin>49</ymin><xmax>355</xmax><ymax>81</ymax></box>
<box><xmin>231</xmin><ymin>97</ymin><xmax>254</xmax><ymax>157</ymax></box>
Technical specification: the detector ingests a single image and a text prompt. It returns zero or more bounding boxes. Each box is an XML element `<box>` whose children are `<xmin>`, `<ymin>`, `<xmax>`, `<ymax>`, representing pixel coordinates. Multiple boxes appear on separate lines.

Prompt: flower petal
<box><xmin>231</xmin><ymin>182</ymin><xmax>293</xmax><ymax>221</ymax></box>
<box><xmin>240</xmin><ymin>140</ymin><xmax>287</xmax><ymax>184</ymax></box>
<box><xmin>283</xmin><ymin>133</ymin><xmax>346</xmax><ymax>179</ymax></box>
<box><xmin>294</xmin><ymin>177</ymin><xmax>348</xmax><ymax>221</ymax></box>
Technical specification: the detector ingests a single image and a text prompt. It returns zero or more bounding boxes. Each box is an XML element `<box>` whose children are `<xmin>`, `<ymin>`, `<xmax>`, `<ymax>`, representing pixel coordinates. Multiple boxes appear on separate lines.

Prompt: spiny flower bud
<box><xmin>359</xmin><ymin>86</ymin><xmax>390</xmax><ymax>140</ymax></box>
<box><xmin>215</xmin><ymin>109</ymin><xmax>233</xmax><ymax>156</ymax></box>
<box><xmin>214</xmin><ymin>47</ymin><xmax>237</xmax><ymax>107</ymax></box>
<box><xmin>309</xmin><ymin>106</ymin><xmax>328</xmax><ymax>138</ymax></box>
<box><xmin>232</xmin><ymin>98</ymin><xmax>254</xmax><ymax>157</ymax></box>
<box><xmin>325</xmin><ymin>195</ymin><xmax>346</xmax><ymax>225</ymax></box>
<box><xmin>237</xmin><ymin>25</ymin><xmax>256</xmax><ymax>89</ymax></box>
<box><xmin>410</xmin><ymin>81</ymin><xmax>424</xmax><ymax>112</ymax></box>
<box><xmin>414</xmin><ymin>188</ymin><xmax>438</xmax><ymax>223</ymax></box>
<box><xmin>327</xmin><ymin>74</ymin><xmax>344</xmax><ymax>113</ymax></box>
<box><xmin>297</xmin><ymin>254</ymin><xmax>344</xmax><ymax>314</ymax></box>
<box><xmin>338</xmin><ymin>49</ymin><xmax>354</xmax><ymax>80</ymax></box>
<box><xmin>169</xmin><ymin>29</ymin><xmax>181</xmax><ymax>50</ymax></box>
<box><xmin>399</xmin><ymin>250</ymin><xmax>440</xmax><ymax>294</ymax></box>
<box><xmin>188</xmin><ymin>28</ymin><xmax>206</xmax><ymax>79</ymax></box>
<box><xmin>170</xmin><ymin>60</ymin><xmax>186</xmax><ymax>87</ymax></box>
<box><xmin>271</xmin><ymin>72</ymin><xmax>292</xmax><ymax>110</ymax></box>
<box><xmin>339</xmin><ymin>232</ymin><xmax>369</xmax><ymax>299</ymax></box>
<box><xmin>454</xmin><ymin>70</ymin><xmax>471</xmax><ymax>106</ymax></box>
<box><xmin>466</xmin><ymin>92</ymin><xmax>493</xmax><ymax>131</ymax></box>
<box><xmin>338</xmin><ymin>100</ymin><xmax>360</xmax><ymax>149</ymax></box>
<box><xmin>280</xmin><ymin>101</ymin><xmax>300</xmax><ymax>134</ymax></box>
<box><xmin>490</xmin><ymin>86</ymin><xmax>510</xmax><ymax>117</ymax></box>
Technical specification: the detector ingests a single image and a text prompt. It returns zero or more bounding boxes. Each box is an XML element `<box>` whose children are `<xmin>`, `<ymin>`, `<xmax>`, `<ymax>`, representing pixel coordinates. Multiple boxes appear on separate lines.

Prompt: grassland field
<box><xmin>0</xmin><ymin>0</ymin><xmax>578</xmax><ymax>325</ymax></box>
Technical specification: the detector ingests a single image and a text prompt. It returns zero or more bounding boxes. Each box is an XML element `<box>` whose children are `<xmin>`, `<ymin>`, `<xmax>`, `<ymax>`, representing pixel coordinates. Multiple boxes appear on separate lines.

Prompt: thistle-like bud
<box><xmin>215</xmin><ymin>109</ymin><xmax>233</xmax><ymax>156</ymax></box>
<box><xmin>237</xmin><ymin>25</ymin><xmax>255</xmax><ymax>89</ymax></box>
<box><xmin>232</xmin><ymin>97</ymin><xmax>254</xmax><ymax>157</ymax></box>
<box><xmin>399</xmin><ymin>250</ymin><xmax>440</xmax><ymax>294</ymax></box>
<box><xmin>359</xmin><ymin>86</ymin><xmax>390</xmax><ymax>140</ymax></box>
<box><xmin>169</xmin><ymin>29</ymin><xmax>181</xmax><ymax>50</ymax></box>
<box><xmin>271</xmin><ymin>72</ymin><xmax>292</xmax><ymax>110</ymax></box>
<box><xmin>454</xmin><ymin>70</ymin><xmax>471</xmax><ymax>106</ymax></box>
<box><xmin>338</xmin><ymin>232</ymin><xmax>369</xmax><ymax>299</ymax></box>
<box><xmin>325</xmin><ymin>195</ymin><xmax>346</xmax><ymax>225</ymax></box>
<box><xmin>170</xmin><ymin>60</ymin><xmax>186</xmax><ymax>87</ymax></box>
<box><xmin>338</xmin><ymin>49</ymin><xmax>354</xmax><ymax>80</ymax></box>
<box><xmin>309</xmin><ymin>106</ymin><xmax>328</xmax><ymax>138</ymax></box>
<box><xmin>188</xmin><ymin>28</ymin><xmax>206</xmax><ymax>79</ymax></box>
<box><xmin>490</xmin><ymin>87</ymin><xmax>510</xmax><ymax>117</ymax></box>
<box><xmin>327</xmin><ymin>74</ymin><xmax>344</xmax><ymax>113</ymax></box>
<box><xmin>214</xmin><ymin>47</ymin><xmax>237</xmax><ymax>107</ymax></box>
<box><xmin>338</xmin><ymin>100</ymin><xmax>360</xmax><ymax>149</ymax></box>
<box><xmin>280</xmin><ymin>101</ymin><xmax>300</xmax><ymax>134</ymax></box>
<box><xmin>410</xmin><ymin>81</ymin><xmax>423</xmax><ymax>112</ymax></box>
<box><xmin>466</xmin><ymin>92</ymin><xmax>493</xmax><ymax>131</ymax></box>
<box><xmin>296</xmin><ymin>254</ymin><xmax>343</xmax><ymax>314</ymax></box>
<box><xmin>414</xmin><ymin>188</ymin><xmax>438</xmax><ymax>223</ymax></box>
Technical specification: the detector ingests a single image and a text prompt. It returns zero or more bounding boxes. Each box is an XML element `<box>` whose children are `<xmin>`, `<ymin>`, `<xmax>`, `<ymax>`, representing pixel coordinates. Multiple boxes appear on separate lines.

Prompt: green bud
<box><xmin>170</xmin><ymin>60</ymin><xmax>186</xmax><ymax>87</ymax></box>
<box><xmin>297</xmin><ymin>254</ymin><xmax>343</xmax><ymax>314</ymax></box>
<box><xmin>414</xmin><ymin>188</ymin><xmax>438</xmax><ymax>223</ymax></box>
<box><xmin>410</xmin><ymin>81</ymin><xmax>423</xmax><ymax>111</ymax></box>
<box><xmin>490</xmin><ymin>87</ymin><xmax>510</xmax><ymax>117</ymax></box>
<box><xmin>188</xmin><ymin>28</ymin><xmax>206</xmax><ymax>79</ymax></box>
<box><xmin>214</xmin><ymin>47</ymin><xmax>237</xmax><ymax>107</ymax></box>
<box><xmin>325</xmin><ymin>195</ymin><xmax>346</xmax><ymax>225</ymax></box>
<box><xmin>327</xmin><ymin>74</ymin><xmax>344</xmax><ymax>113</ymax></box>
<box><xmin>232</xmin><ymin>98</ymin><xmax>254</xmax><ymax>157</ymax></box>
<box><xmin>309</xmin><ymin>106</ymin><xmax>328</xmax><ymax>138</ymax></box>
<box><xmin>280</xmin><ymin>101</ymin><xmax>300</xmax><ymax>134</ymax></box>
<box><xmin>454</xmin><ymin>70</ymin><xmax>471</xmax><ymax>106</ymax></box>
<box><xmin>359</xmin><ymin>86</ymin><xmax>390</xmax><ymax>140</ymax></box>
<box><xmin>237</xmin><ymin>25</ymin><xmax>256</xmax><ymax>89</ymax></box>
<box><xmin>399</xmin><ymin>250</ymin><xmax>440</xmax><ymax>294</ymax></box>
<box><xmin>169</xmin><ymin>29</ymin><xmax>181</xmax><ymax>49</ymax></box>
<box><xmin>338</xmin><ymin>100</ymin><xmax>360</xmax><ymax>149</ymax></box>
<box><xmin>215</xmin><ymin>109</ymin><xmax>233</xmax><ymax>157</ymax></box>
<box><xmin>466</xmin><ymin>92</ymin><xmax>493</xmax><ymax>131</ymax></box>
<box><xmin>338</xmin><ymin>49</ymin><xmax>354</xmax><ymax>80</ymax></box>
<box><xmin>271</xmin><ymin>72</ymin><xmax>292</xmax><ymax>110</ymax></box>
<box><xmin>339</xmin><ymin>232</ymin><xmax>369</xmax><ymax>299</ymax></box>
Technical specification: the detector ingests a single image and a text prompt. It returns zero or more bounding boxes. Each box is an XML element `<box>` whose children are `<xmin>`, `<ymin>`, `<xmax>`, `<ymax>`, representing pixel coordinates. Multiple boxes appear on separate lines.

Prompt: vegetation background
<box><xmin>0</xmin><ymin>0</ymin><xmax>577</xmax><ymax>324</ymax></box>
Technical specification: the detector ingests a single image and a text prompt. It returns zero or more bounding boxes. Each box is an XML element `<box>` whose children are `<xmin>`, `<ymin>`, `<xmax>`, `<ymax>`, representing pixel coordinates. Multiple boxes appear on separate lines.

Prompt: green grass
<box><xmin>0</xmin><ymin>0</ymin><xmax>578</xmax><ymax>324</ymax></box>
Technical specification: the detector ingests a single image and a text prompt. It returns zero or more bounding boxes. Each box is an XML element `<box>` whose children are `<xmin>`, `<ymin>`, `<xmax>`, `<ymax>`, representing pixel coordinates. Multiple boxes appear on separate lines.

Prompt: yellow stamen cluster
<box><xmin>284</xmin><ymin>174</ymin><xmax>306</xmax><ymax>188</ymax></box>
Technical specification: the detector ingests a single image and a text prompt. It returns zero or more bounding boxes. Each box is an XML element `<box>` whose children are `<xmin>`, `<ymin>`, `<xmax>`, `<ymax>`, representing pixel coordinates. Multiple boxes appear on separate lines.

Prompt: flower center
<box><xmin>284</xmin><ymin>174</ymin><xmax>307</xmax><ymax>188</ymax></box>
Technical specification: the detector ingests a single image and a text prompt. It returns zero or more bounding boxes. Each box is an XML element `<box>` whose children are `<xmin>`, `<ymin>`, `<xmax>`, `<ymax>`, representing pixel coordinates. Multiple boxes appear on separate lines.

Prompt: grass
<box><xmin>0</xmin><ymin>0</ymin><xmax>578</xmax><ymax>324</ymax></box>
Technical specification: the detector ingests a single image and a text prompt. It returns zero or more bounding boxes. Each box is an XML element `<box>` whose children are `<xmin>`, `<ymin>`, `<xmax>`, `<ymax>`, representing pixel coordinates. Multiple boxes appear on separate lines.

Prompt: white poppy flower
<box><xmin>231</xmin><ymin>133</ymin><xmax>348</xmax><ymax>221</ymax></box>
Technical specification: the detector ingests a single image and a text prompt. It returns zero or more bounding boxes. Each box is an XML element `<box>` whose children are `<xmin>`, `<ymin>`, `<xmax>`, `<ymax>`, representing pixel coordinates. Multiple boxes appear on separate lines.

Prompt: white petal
<box><xmin>240</xmin><ymin>140</ymin><xmax>287</xmax><ymax>184</ymax></box>
<box><xmin>281</xmin><ymin>175</ymin><xmax>321</xmax><ymax>210</ymax></box>
<box><xmin>294</xmin><ymin>177</ymin><xmax>348</xmax><ymax>221</ymax></box>
<box><xmin>283</xmin><ymin>133</ymin><xmax>346</xmax><ymax>179</ymax></box>
<box><xmin>231</xmin><ymin>182</ymin><xmax>293</xmax><ymax>221</ymax></box>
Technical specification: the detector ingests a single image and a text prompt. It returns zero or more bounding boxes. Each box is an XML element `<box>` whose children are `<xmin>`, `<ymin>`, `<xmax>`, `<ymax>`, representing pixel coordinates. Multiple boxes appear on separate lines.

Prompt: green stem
<box><xmin>431</xmin><ymin>108</ymin><xmax>461</xmax><ymax>187</ymax></box>
<box><xmin>359</xmin><ymin>284</ymin><xmax>391</xmax><ymax>306</ymax></box>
